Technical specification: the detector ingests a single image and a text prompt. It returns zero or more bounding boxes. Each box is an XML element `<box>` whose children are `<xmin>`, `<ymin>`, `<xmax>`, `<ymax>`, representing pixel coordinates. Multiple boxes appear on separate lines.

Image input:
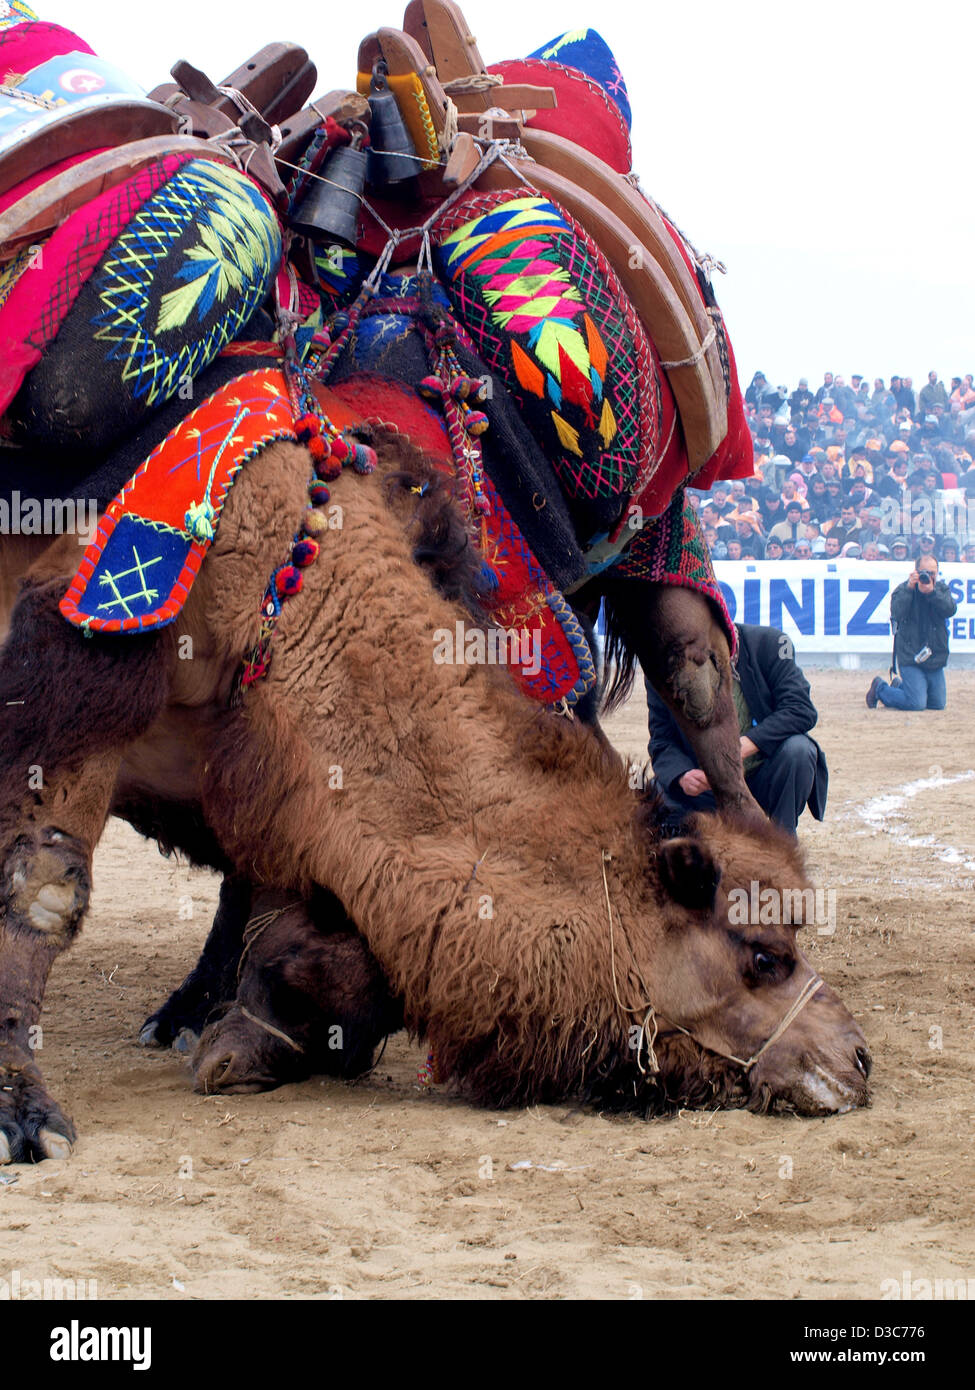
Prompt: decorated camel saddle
<box><xmin>0</xmin><ymin>0</ymin><xmax>752</xmax><ymax>711</ymax></box>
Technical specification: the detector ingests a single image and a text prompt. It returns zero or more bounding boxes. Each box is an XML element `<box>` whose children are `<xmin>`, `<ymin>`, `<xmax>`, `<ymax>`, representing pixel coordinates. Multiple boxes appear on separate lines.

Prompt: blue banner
<box><xmin>712</xmin><ymin>561</ymin><xmax>975</xmax><ymax>654</ymax></box>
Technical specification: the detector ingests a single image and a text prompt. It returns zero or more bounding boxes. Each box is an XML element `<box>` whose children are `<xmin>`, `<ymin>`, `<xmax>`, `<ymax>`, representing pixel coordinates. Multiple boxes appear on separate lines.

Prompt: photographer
<box><xmin>865</xmin><ymin>556</ymin><xmax>957</xmax><ymax>710</ymax></box>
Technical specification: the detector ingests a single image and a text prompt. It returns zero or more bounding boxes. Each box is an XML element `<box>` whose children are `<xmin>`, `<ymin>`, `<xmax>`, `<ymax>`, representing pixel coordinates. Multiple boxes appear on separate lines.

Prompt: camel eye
<box><xmin>752</xmin><ymin>949</ymin><xmax>778</xmax><ymax>976</ymax></box>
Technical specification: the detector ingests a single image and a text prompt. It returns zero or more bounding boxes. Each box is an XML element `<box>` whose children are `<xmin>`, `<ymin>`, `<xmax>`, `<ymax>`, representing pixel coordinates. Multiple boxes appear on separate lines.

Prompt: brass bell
<box><xmin>367</xmin><ymin>60</ymin><xmax>418</xmax><ymax>187</ymax></box>
<box><xmin>290</xmin><ymin>125</ymin><xmax>369</xmax><ymax>246</ymax></box>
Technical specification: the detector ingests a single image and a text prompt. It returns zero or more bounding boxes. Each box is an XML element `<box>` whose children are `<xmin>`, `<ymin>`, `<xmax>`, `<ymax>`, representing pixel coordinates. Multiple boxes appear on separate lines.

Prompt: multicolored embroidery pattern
<box><xmin>90</xmin><ymin>160</ymin><xmax>281</xmax><ymax>407</ymax></box>
<box><xmin>476</xmin><ymin>469</ymin><xmax>596</xmax><ymax>708</ymax></box>
<box><xmin>0</xmin><ymin>154</ymin><xmax>192</xmax><ymax>417</ymax></box>
<box><xmin>615</xmin><ymin>489</ymin><xmax>736</xmax><ymax>657</ymax></box>
<box><xmin>435</xmin><ymin>192</ymin><xmax>651</xmax><ymax>513</ymax></box>
<box><xmin>531</xmin><ymin>28</ymin><xmax>632</xmax><ymax>130</ymax></box>
<box><xmin>311</xmin><ymin>242</ymin><xmax>361</xmax><ymax>301</ymax></box>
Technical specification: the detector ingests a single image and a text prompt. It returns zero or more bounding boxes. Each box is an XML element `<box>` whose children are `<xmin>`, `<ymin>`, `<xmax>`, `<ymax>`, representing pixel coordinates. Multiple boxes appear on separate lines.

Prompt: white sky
<box><xmin>68</xmin><ymin>0</ymin><xmax>973</xmax><ymax>393</ymax></box>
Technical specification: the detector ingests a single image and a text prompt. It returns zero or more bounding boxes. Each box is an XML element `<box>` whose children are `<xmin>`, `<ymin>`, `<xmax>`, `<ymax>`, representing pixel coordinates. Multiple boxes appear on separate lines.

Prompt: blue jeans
<box><xmin>876</xmin><ymin>665</ymin><xmax>947</xmax><ymax>710</ymax></box>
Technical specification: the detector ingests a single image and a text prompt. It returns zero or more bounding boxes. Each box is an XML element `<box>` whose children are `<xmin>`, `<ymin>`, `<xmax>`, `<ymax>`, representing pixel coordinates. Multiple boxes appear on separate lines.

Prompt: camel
<box><xmin>0</xmin><ymin>394</ymin><xmax>870</xmax><ymax>1161</ymax></box>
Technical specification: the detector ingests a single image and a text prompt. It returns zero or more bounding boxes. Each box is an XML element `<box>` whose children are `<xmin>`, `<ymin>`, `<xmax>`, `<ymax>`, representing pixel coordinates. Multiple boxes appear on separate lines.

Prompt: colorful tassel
<box><xmin>294</xmin><ymin>412</ymin><xmax>320</xmax><ymax>444</ymax></box>
<box><xmin>303</xmin><ymin>508</ymin><xmax>329</xmax><ymax>536</ymax></box>
<box><xmin>450</xmin><ymin>376</ymin><xmax>486</xmax><ymax>402</ymax></box>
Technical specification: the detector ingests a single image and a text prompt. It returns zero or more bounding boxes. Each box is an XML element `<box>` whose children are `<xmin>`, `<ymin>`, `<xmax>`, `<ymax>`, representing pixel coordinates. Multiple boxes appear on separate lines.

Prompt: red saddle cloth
<box><xmin>60</xmin><ymin>369</ymin><xmax>297</xmax><ymax>633</ymax></box>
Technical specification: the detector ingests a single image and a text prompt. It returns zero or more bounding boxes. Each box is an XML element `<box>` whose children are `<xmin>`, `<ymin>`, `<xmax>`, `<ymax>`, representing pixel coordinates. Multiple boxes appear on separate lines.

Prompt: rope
<box><xmin>216</xmin><ymin>83</ymin><xmax>282</xmax><ymax>150</ymax></box>
<box><xmin>659</xmin><ymin>325</ymin><xmax>717</xmax><ymax>371</ymax></box>
<box><xmin>238</xmin><ymin>1003</ymin><xmax>305</xmax><ymax>1053</ymax></box>
<box><xmin>625</xmin><ymin>174</ymin><xmax>727</xmax><ymax>278</ymax></box>
<box><xmin>441</xmin><ymin>73</ymin><xmax>505</xmax><ymax>93</ymax></box>
<box><xmin>0</xmin><ymin>82</ymin><xmax>59</xmax><ymax>109</ymax></box>
<box><xmin>600</xmin><ymin>849</ymin><xmax>827</xmax><ymax>1077</ymax></box>
<box><xmin>735</xmin><ymin>975</ymin><xmax>824</xmax><ymax>1072</ymax></box>
<box><xmin>237</xmin><ymin>903</ymin><xmax>301</xmax><ymax>979</ymax></box>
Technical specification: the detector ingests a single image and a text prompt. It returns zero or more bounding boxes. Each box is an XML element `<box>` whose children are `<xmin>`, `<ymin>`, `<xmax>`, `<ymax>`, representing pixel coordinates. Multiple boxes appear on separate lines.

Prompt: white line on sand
<box><xmin>854</xmin><ymin>770</ymin><xmax>975</xmax><ymax>873</ymax></box>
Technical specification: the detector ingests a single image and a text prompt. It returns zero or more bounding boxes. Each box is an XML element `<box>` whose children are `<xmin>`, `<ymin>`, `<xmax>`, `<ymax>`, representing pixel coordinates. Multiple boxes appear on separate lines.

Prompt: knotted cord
<box><xmin>600</xmin><ymin>848</ymin><xmax>827</xmax><ymax>1077</ymax></box>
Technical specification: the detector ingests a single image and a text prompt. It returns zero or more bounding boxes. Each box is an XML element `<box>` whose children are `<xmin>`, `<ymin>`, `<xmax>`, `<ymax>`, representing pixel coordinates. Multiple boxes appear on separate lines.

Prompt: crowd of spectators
<box><xmin>692</xmin><ymin>370</ymin><xmax>975</xmax><ymax>562</ymax></box>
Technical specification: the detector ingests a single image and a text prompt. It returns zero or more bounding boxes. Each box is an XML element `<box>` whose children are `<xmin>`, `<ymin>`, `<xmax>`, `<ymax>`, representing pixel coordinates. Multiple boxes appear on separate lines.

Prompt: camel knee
<box><xmin>2</xmin><ymin>829</ymin><xmax>91</xmax><ymax>946</ymax></box>
<box><xmin>669</xmin><ymin>649</ymin><xmax>722</xmax><ymax>726</ymax></box>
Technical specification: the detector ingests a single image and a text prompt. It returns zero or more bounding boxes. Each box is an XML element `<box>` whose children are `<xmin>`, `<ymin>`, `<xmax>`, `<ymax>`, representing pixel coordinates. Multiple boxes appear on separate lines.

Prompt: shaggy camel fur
<box><xmin>0</xmin><ymin>429</ymin><xmax>869</xmax><ymax>1159</ymax></box>
<box><xmin>170</xmin><ymin>432</ymin><xmax>868</xmax><ymax>1112</ymax></box>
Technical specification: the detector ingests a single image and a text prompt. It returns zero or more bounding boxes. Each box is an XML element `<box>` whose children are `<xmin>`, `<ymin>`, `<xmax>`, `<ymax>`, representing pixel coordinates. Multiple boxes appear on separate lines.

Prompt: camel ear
<box><xmin>656</xmin><ymin>838</ymin><xmax>721</xmax><ymax>915</ymax></box>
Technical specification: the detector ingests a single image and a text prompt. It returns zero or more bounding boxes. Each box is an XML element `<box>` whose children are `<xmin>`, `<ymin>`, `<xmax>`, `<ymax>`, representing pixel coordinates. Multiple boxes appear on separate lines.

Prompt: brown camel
<box><xmin>0</xmin><ymin>417</ymin><xmax>870</xmax><ymax>1160</ymax></box>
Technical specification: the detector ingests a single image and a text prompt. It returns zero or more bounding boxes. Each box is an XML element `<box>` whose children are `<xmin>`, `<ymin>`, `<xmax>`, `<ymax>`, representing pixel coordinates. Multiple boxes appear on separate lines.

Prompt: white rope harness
<box><xmin>601</xmin><ymin>849</ymin><xmax>825</xmax><ymax>1075</ymax></box>
<box><xmin>659</xmin><ymin>325</ymin><xmax>717</xmax><ymax>371</ymax></box>
<box><xmin>238</xmin><ymin>1004</ymin><xmax>305</xmax><ymax>1054</ymax></box>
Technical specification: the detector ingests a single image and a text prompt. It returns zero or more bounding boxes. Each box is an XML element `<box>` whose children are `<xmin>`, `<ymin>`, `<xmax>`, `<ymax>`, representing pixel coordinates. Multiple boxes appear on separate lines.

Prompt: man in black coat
<box><xmin>865</xmin><ymin>555</ymin><xmax>957</xmax><ymax>710</ymax></box>
<box><xmin>646</xmin><ymin>623</ymin><xmax>828</xmax><ymax>835</ymax></box>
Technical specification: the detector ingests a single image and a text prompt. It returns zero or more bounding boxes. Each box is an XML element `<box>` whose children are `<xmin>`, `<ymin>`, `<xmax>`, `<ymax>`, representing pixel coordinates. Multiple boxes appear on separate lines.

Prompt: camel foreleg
<box><xmin>603</xmin><ymin>578</ymin><xmax>764</xmax><ymax>822</ymax></box>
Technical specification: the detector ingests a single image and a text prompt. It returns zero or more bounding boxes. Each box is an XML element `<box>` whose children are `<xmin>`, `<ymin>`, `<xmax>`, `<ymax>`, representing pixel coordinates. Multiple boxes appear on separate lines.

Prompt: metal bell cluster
<box><xmin>290</xmin><ymin>60</ymin><xmax>417</xmax><ymax>247</ymax></box>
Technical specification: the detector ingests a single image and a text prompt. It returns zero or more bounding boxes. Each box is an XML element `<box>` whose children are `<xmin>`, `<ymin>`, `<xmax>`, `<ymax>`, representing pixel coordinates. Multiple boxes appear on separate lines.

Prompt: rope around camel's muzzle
<box><xmin>601</xmin><ymin>849</ymin><xmax>824</xmax><ymax>1075</ymax></box>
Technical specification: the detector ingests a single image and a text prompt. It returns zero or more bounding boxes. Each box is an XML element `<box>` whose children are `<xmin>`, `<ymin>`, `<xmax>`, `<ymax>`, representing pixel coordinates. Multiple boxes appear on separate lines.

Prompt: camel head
<box><xmin>628</xmin><ymin>809</ymin><xmax>871</xmax><ymax>1117</ymax></box>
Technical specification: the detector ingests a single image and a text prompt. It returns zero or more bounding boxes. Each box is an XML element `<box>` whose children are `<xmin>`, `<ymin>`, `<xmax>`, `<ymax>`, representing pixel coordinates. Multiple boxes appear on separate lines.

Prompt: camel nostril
<box><xmin>855</xmin><ymin>1046</ymin><xmax>872</xmax><ymax>1078</ymax></box>
<box><xmin>215</xmin><ymin>1053</ymin><xmax>237</xmax><ymax>1081</ymax></box>
<box><xmin>196</xmin><ymin>1052</ymin><xmax>237</xmax><ymax>1092</ymax></box>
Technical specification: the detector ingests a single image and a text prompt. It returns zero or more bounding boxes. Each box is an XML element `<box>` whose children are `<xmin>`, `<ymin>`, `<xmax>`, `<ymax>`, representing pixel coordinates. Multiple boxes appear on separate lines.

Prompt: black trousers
<box><xmin>656</xmin><ymin>734</ymin><xmax>818</xmax><ymax>835</ymax></box>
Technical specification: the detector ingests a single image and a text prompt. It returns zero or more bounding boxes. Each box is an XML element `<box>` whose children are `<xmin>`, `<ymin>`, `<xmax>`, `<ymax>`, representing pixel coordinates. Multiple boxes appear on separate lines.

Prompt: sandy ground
<box><xmin>2</xmin><ymin>669</ymin><xmax>974</xmax><ymax>1301</ymax></box>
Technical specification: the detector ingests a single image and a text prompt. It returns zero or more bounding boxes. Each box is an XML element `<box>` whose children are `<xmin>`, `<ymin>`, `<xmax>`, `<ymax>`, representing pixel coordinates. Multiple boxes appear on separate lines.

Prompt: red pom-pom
<box><xmin>450</xmin><ymin>376</ymin><xmax>484</xmax><ymax>401</ymax></box>
<box><xmin>418</xmin><ymin>375</ymin><xmax>444</xmax><ymax>400</ymax></box>
<box><xmin>275</xmin><ymin>566</ymin><xmax>303</xmax><ymax>597</ymax></box>
<box><xmin>329</xmin><ymin>436</ymin><xmax>349</xmax><ymax>462</ymax></box>
<box><xmin>316</xmin><ymin>457</ymin><xmax>342</xmax><ymax>482</ymax></box>
<box><xmin>308</xmin><ymin>434</ymin><xmax>328</xmax><ymax>461</ymax></box>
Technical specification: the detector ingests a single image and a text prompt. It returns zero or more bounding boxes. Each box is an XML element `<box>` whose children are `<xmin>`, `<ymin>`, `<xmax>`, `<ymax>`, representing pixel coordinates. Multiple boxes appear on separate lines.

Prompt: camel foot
<box><xmin>0</xmin><ymin>1052</ymin><xmax>76</xmax><ymax>1163</ymax></box>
